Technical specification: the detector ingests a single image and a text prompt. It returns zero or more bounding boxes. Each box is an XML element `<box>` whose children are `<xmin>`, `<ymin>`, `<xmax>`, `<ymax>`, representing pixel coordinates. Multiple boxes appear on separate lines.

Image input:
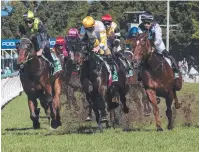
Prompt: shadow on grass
<box><xmin>5</xmin><ymin>127</ymin><xmax>35</xmax><ymax>131</ymax></box>
<box><xmin>3</xmin><ymin>127</ymin><xmax>47</xmax><ymax>136</ymax></box>
<box><xmin>122</xmin><ymin>127</ymin><xmax>154</xmax><ymax>132</ymax></box>
<box><xmin>40</xmin><ymin>116</ymin><xmax>50</xmax><ymax>119</ymax></box>
<box><xmin>4</xmin><ymin>127</ymin><xmax>46</xmax><ymax>132</ymax></box>
<box><xmin>44</xmin><ymin>126</ymin><xmax>99</xmax><ymax>136</ymax></box>
<box><xmin>2</xmin><ymin>132</ymin><xmax>45</xmax><ymax>136</ymax></box>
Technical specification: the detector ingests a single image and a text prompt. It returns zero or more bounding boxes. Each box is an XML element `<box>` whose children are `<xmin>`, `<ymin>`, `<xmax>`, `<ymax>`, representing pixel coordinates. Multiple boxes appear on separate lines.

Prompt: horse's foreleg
<box><xmin>166</xmin><ymin>91</ymin><xmax>174</xmax><ymax>130</ymax></box>
<box><xmin>119</xmin><ymin>88</ymin><xmax>129</xmax><ymax>114</ymax></box>
<box><xmin>146</xmin><ymin>89</ymin><xmax>163</xmax><ymax>131</ymax></box>
<box><xmin>39</xmin><ymin>95</ymin><xmax>50</xmax><ymax>123</ymax></box>
<box><xmin>98</xmin><ymin>94</ymin><xmax>108</xmax><ymax>122</ymax></box>
<box><xmin>51</xmin><ymin>78</ymin><xmax>62</xmax><ymax>129</ymax></box>
<box><xmin>44</xmin><ymin>84</ymin><xmax>57</xmax><ymax>129</ymax></box>
<box><xmin>93</xmin><ymin>100</ymin><xmax>103</xmax><ymax>132</ymax></box>
<box><xmin>84</xmin><ymin>93</ymin><xmax>93</xmax><ymax>121</ymax></box>
<box><xmin>28</xmin><ymin>98</ymin><xmax>40</xmax><ymax>129</ymax></box>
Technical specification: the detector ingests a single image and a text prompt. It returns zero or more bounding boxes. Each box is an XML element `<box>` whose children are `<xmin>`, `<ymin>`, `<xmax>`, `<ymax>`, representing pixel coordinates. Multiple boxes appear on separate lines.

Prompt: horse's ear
<box><xmin>16</xmin><ymin>42</ymin><xmax>20</xmax><ymax>50</ymax></box>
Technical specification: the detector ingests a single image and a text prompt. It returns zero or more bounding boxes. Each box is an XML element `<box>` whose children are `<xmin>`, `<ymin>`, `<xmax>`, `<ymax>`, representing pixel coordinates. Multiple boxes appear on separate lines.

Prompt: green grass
<box><xmin>1</xmin><ymin>83</ymin><xmax>199</xmax><ymax>152</ymax></box>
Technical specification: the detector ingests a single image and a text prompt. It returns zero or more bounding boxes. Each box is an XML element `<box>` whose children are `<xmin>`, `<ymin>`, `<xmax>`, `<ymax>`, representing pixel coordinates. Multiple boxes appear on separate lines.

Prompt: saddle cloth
<box><xmin>42</xmin><ymin>53</ymin><xmax>62</xmax><ymax>75</ymax></box>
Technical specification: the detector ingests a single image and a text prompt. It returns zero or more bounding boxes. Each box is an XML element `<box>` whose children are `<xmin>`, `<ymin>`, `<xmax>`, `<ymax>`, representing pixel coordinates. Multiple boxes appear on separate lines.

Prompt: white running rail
<box><xmin>1</xmin><ymin>76</ymin><xmax>23</xmax><ymax>108</ymax></box>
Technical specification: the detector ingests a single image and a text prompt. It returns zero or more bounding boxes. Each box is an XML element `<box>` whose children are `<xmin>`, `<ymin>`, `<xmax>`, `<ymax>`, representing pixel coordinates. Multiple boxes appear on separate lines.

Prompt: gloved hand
<box><xmin>92</xmin><ymin>46</ymin><xmax>100</xmax><ymax>53</ymax></box>
<box><xmin>99</xmin><ymin>43</ymin><xmax>105</xmax><ymax>50</ymax></box>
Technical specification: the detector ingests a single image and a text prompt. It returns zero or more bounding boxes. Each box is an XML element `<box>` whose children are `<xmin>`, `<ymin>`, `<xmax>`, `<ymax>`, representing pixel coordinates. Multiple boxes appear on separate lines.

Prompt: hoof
<box><xmin>101</xmin><ymin>117</ymin><xmax>108</xmax><ymax>123</ymax></box>
<box><xmin>157</xmin><ymin>127</ymin><xmax>163</xmax><ymax>132</ymax></box>
<box><xmin>109</xmin><ymin>102</ymin><xmax>119</xmax><ymax>109</ymax></box>
<box><xmin>98</xmin><ymin>124</ymin><xmax>103</xmax><ymax>132</ymax></box>
<box><xmin>175</xmin><ymin>102</ymin><xmax>181</xmax><ymax>109</ymax></box>
<box><xmin>33</xmin><ymin>121</ymin><xmax>40</xmax><ymax>129</ymax></box>
<box><xmin>85</xmin><ymin>116</ymin><xmax>92</xmax><ymax>121</ymax></box>
<box><xmin>123</xmin><ymin>107</ymin><xmax>129</xmax><ymax>114</ymax></box>
<box><xmin>144</xmin><ymin>113</ymin><xmax>151</xmax><ymax>117</ymax></box>
<box><xmin>168</xmin><ymin>124</ymin><xmax>173</xmax><ymax>130</ymax></box>
<box><xmin>50</xmin><ymin>119</ymin><xmax>61</xmax><ymax>130</ymax></box>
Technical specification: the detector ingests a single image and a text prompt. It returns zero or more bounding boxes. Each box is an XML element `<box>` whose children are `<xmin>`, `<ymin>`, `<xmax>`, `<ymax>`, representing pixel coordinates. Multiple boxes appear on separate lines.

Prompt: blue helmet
<box><xmin>129</xmin><ymin>27</ymin><xmax>138</xmax><ymax>37</ymax></box>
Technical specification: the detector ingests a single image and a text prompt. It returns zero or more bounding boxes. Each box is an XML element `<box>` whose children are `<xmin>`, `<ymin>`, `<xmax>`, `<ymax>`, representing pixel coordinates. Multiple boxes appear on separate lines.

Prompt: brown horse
<box><xmin>53</xmin><ymin>42</ymin><xmax>82</xmax><ymax>111</ymax></box>
<box><xmin>132</xmin><ymin>33</ymin><xmax>182</xmax><ymax>131</ymax></box>
<box><xmin>17</xmin><ymin>38</ymin><xmax>62</xmax><ymax>129</ymax></box>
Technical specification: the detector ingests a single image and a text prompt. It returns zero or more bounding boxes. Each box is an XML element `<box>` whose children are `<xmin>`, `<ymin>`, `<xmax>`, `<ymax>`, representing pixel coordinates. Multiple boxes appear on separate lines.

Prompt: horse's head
<box><xmin>17</xmin><ymin>37</ymin><xmax>36</xmax><ymax>68</ymax></box>
<box><xmin>132</xmin><ymin>32</ymin><xmax>152</xmax><ymax>69</ymax></box>
<box><xmin>73</xmin><ymin>38</ymin><xmax>95</xmax><ymax>65</ymax></box>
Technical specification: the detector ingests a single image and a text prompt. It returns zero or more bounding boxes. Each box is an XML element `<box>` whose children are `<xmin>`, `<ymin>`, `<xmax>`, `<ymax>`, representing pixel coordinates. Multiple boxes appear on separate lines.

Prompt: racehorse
<box><xmin>132</xmin><ymin>33</ymin><xmax>182</xmax><ymax>131</ymax></box>
<box><xmin>53</xmin><ymin>41</ymin><xmax>82</xmax><ymax>111</ymax></box>
<box><xmin>17</xmin><ymin>37</ymin><xmax>62</xmax><ymax>129</ymax></box>
<box><xmin>73</xmin><ymin>40</ymin><xmax>129</xmax><ymax>131</ymax></box>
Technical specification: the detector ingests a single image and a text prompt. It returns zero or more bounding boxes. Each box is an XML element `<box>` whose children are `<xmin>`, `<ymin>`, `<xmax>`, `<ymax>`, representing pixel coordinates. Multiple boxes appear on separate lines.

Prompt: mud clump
<box><xmin>174</xmin><ymin>93</ymin><xmax>199</xmax><ymax>127</ymax></box>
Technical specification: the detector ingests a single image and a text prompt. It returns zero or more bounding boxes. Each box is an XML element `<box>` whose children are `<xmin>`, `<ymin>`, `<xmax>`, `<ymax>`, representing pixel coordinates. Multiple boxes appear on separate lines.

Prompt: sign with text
<box><xmin>1</xmin><ymin>38</ymin><xmax>56</xmax><ymax>50</ymax></box>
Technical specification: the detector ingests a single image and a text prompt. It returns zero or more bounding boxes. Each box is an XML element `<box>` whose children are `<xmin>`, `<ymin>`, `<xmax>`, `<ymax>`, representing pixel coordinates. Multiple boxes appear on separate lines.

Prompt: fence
<box><xmin>182</xmin><ymin>74</ymin><xmax>199</xmax><ymax>83</ymax></box>
<box><xmin>1</xmin><ymin>76</ymin><xmax>23</xmax><ymax>108</ymax></box>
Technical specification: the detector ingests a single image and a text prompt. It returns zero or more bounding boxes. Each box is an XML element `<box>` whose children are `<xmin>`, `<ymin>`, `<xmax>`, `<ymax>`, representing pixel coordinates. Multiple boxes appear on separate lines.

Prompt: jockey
<box><xmin>101</xmin><ymin>14</ymin><xmax>121</xmax><ymax>52</ymax></box>
<box><xmin>80</xmin><ymin>16</ymin><xmax>116</xmax><ymax>73</ymax></box>
<box><xmin>22</xmin><ymin>10</ymin><xmax>54</xmax><ymax>67</ymax></box>
<box><xmin>138</xmin><ymin>11</ymin><xmax>179</xmax><ymax>73</ymax></box>
<box><xmin>126</xmin><ymin>26</ymin><xmax>139</xmax><ymax>50</ymax></box>
<box><xmin>54</xmin><ymin>36</ymin><xmax>68</xmax><ymax>58</ymax></box>
<box><xmin>65</xmin><ymin>28</ymin><xmax>80</xmax><ymax>59</ymax></box>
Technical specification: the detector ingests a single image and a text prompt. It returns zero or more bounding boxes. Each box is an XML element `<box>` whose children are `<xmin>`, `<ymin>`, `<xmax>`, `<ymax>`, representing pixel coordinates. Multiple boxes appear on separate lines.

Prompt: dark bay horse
<box><xmin>17</xmin><ymin>38</ymin><xmax>62</xmax><ymax>129</ymax></box>
<box><xmin>132</xmin><ymin>33</ymin><xmax>182</xmax><ymax>131</ymax></box>
<box><xmin>74</xmin><ymin>41</ymin><xmax>129</xmax><ymax>131</ymax></box>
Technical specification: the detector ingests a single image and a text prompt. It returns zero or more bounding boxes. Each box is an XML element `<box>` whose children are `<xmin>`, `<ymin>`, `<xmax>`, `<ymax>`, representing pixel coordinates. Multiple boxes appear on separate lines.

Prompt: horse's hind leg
<box><xmin>146</xmin><ymin>89</ymin><xmax>163</xmax><ymax>131</ymax></box>
<box><xmin>173</xmin><ymin>90</ymin><xmax>181</xmax><ymax>109</ymax></box>
<box><xmin>166</xmin><ymin>91</ymin><xmax>174</xmax><ymax>130</ymax></box>
<box><xmin>28</xmin><ymin>98</ymin><xmax>40</xmax><ymax>129</ymax></box>
<box><xmin>51</xmin><ymin>78</ymin><xmax>62</xmax><ymax>129</ymax></box>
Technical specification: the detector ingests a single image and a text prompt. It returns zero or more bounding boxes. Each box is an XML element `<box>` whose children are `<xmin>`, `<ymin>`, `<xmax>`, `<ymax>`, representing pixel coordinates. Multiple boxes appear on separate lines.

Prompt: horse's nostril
<box><xmin>20</xmin><ymin>64</ymin><xmax>24</xmax><ymax>69</ymax></box>
<box><xmin>133</xmin><ymin>63</ymin><xmax>138</xmax><ymax>69</ymax></box>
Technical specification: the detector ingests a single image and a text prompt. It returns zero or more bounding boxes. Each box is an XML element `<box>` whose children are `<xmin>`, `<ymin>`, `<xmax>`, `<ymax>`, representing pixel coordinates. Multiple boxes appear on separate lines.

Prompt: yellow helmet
<box><xmin>23</xmin><ymin>10</ymin><xmax>34</xmax><ymax>21</ymax></box>
<box><xmin>82</xmin><ymin>16</ymin><xmax>95</xmax><ymax>28</ymax></box>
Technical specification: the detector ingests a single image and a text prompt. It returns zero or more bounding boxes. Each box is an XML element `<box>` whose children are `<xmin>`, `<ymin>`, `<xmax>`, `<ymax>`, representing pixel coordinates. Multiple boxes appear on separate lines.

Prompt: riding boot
<box><xmin>44</xmin><ymin>48</ymin><xmax>54</xmax><ymax>65</ymax></box>
<box><xmin>106</xmin><ymin>54</ymin><xmax>118</xmax><ymax>81</ymax></box>
<box><xmin>162</xmin><ymin>49</ymin><xmax>179</xmax><ymax>73</ymax></box>
<box><xmin>106</xmin><ymin>55</ymin><xmax>115</xmax><ymax>73</ymax></box>
<box><xmin>44</xmin><ymin>47</ymin><xmax>54</xmax><ymax>74</ymax></box>
<box><xmin>169</xmin><ymin>56</ymin><xmax>180</xmax><ymax>73</ymax></box>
